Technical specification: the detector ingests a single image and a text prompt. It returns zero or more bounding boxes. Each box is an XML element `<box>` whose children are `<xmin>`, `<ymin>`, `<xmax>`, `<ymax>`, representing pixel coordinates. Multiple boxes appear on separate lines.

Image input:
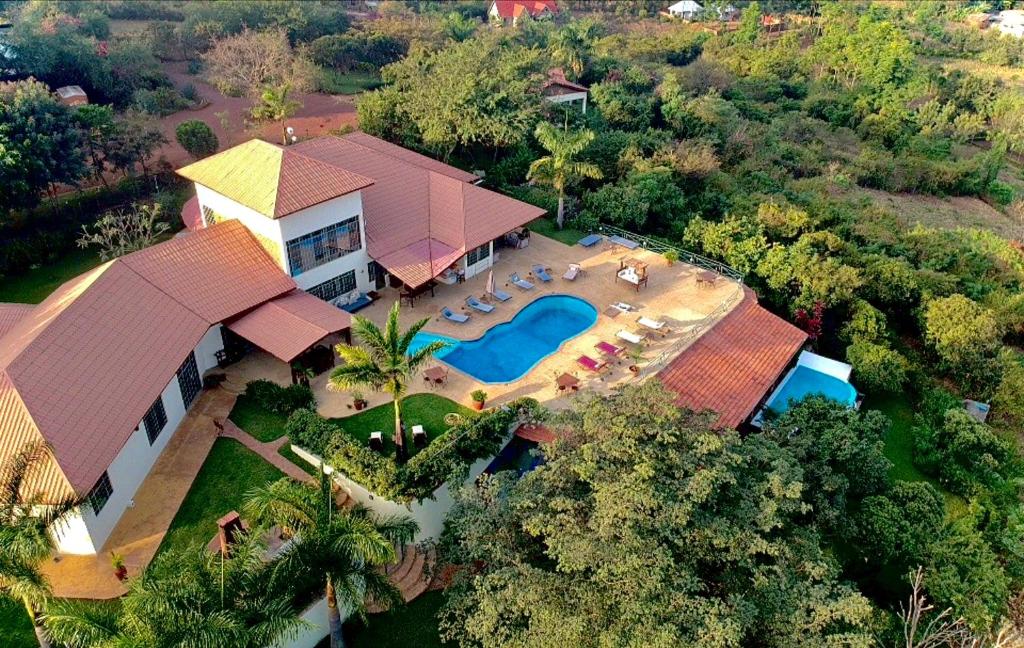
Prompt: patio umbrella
<box><xmin>486</xmin><ymin>270</ymin><xmax>495</xmax><ymax>296</ymax></box>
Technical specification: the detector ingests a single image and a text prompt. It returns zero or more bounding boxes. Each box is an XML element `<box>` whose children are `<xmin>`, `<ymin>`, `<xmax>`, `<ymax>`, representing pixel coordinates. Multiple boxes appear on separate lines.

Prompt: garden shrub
<box><xmin>284</xmin><ymin>409</ymin><xmax>336</xmax><ymax>458</ymax></box>
<box><xmin>175</xmin><ymin>120</ymin><xmax>219</xmax><ymax>159</ymax></box>
<box><xmin>840</xmin><ymin>300</ymin><xmax>887</xmax><ymax>345</ymax></box>
<box><xmin>987</xmin><ymin>180</ymin><xmax>1015</xmax><ymax>206</ymax></box>
<box><xmin>132</xmin><ymin>87</ymin><xmax>189</xmax><ymax>117</ymax></box>
<box><xmin>846</xmin><ymin>341</ymin><xmax>908</xmax><ymax>393</ymax></box>
<box><xmin>243</xmin><ymin>379</ymin><xmax>315</xmax><ymax>415</ymax></box>
<box><xmin>914</xmin><ymin>408</ymin><xmax>1019</xmax><ymax>496</ymax></box>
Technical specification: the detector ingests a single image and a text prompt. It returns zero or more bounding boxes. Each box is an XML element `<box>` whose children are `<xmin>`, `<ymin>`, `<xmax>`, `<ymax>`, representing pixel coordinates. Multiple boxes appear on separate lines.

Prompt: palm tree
<box><xmin>244</xmin><ymin>472</ymin><xmax>418</xmax><ymax>648</ymax></box>
<box><xmin>251</xmin><ymin>83</ymin><xmax>303</xmax><ymax>146</ymax></box>
<box><xmin>44</xmin><ymin>531</ymin><xmax>302</xmax><ymax>647</ymax></box>
<box><xmin>550</xmin><ymin>20</ymin><xmax>601</xmax><ymax>80</ymax></box>
<box><xmin>527</xmin><ymin>122</ymin><xmax>603</xmax><ymax>229</ymax></box>
<box><xmin>0</xmin><ymin>442</ymin><xmax>80</xmax><ymax>648</ymax></box>
<box><xmin>330</xmin><ymin>301</ymin><xmax>448</xmax><ymax>463</ymax></box>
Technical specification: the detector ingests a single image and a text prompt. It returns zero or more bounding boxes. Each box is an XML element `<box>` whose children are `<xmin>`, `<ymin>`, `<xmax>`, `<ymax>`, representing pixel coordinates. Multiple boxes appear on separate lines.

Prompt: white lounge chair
<box><xmin>637</xmin><ymin>316</ymin><xmax>670</xmax><ymax>335</ymax></box>
<box><xmin>510</xmin><ymin>273</ymin><xmax>535</xmax><ymax>290</ymax></box>
<box><xmin>412</xmin><ymin>424</ymin><xmax>427</xmax><ymax>447</ymax></box>
<box><xmin>616</xmin><ymin>330</ymin><xmax>644</xmax><ymax>345</ymax></box>
<box><xmin>442</xmin><ymin>307</ymin><xmax>470</xmax><ymax>323</ymax></box>
<box><xmin>563</xmin><ymin>263</ymin><xmax>583</xmax><ymax>281</ymax></box>
<box><xmin>466</xmin><ymin>296</ymin><xmax>495</xmax><ymax>313</ymax></box>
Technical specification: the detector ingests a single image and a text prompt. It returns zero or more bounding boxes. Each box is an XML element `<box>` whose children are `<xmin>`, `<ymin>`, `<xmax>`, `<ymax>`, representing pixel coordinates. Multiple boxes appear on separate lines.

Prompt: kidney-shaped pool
<box><xmin>409</xmin><ymin>294</ymin><xmax>598</xmax><ymax>384</ymax></box>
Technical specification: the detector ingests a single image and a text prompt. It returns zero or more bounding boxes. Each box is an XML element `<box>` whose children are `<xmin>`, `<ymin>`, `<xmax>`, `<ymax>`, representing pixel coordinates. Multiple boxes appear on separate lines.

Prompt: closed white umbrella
<box><xmin>486</xmin><ymin>270</ymin><xmax>495</xmax><ymax>297</ymax></box>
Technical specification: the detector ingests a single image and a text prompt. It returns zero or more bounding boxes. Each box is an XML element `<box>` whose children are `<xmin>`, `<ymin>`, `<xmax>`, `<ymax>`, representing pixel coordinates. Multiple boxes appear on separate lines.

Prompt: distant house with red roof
<box><xmin>488</xmin><ymin>0</ymin><xmax>558</xmax><ymax>25</ymax></box>
<box><xmin>542</xmin><ymin>68</ymin><xmax>588</xmax><ymax>113</ymax></box>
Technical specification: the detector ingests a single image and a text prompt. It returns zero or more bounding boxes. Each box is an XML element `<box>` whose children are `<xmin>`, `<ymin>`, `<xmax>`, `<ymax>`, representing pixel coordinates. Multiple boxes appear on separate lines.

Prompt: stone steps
<box><xmin>367</xmin><ymin>545</ymin><xmax>435</xmax><ymax>612</ymax></box>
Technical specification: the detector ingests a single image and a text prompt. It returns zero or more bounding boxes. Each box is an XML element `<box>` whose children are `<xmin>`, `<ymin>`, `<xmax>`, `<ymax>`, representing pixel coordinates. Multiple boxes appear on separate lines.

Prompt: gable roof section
<box><xmin>224</xmin><ymin>290</ymin><xmax>351</xmax><ymax>363</ymax></box>
<box><xmin>492</xmin><ymin>0</ymin><xmax>558</xmax><ymax>18</ymax></box>
<box><xmin>0</xmin><ymin>303</ymin><xmax>34</xmax><ymax>338</ymax></box>
<box><xmin>292</xmin><ymin>134</ymin><xmax>545</xmax><ymax>287</ymax></box>
<box><xmin>658</xmin><ymin>288</ymin><xmax>807</xmax><ymax>429</ymax></box>
<box><xmin>0</xmin><ymin>221</ymin><xmax>299</xmax><ymax>495</ymax></box>
<box><xmin>543</xmin><ymin>68</ymin><xmax>588</xmax><ymax>94</ymax></box>
<box><xmin>176</xmin><ymin>139</ymin><xmax>373</xmax><ymax>219</ymax></box>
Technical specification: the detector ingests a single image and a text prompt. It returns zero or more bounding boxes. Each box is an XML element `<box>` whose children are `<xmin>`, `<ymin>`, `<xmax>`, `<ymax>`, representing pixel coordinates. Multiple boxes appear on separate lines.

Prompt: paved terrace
<box><xmin>228</xmin><ymin>231</ymin><xmax>746</xmax><ymax>415</ymax></box>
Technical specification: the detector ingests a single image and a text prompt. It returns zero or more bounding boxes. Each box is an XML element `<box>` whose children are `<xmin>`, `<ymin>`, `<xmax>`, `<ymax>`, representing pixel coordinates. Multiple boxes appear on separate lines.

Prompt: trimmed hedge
<box><xmin>244</xmin><ymin>379</ymin><xmax>315</xmax><ymax>415</ymax></box>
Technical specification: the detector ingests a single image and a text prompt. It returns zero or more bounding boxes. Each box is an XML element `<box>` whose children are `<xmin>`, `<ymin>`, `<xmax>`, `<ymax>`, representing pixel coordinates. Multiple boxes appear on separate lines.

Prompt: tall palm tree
<box><xmin>44</xmin><ymin>531</ymin><xmax>302</xmax><ymax>647</ymax></box>
<box><xmin>550</xmin><ymin>20</ymin><xmax>601</xmax><ymax>80</ymax></box>
<box><xmin>251</xmin><ymin>83</ymin><xmax>303</xmax><ymax>146</ymax></box>
<box><xmin>0</xmin><ymin>442</ymin><xmax>80</xmax><ymax>648</ymax></box>
<box><xmin>330</xmin><ymin>301</ymin><xmax>448</xmax><ymax>463</ymax></box>
<box><xmin>244</xmin><ymin>472</ymin><xmax>418</xmax><ymax>648</ymax></box>
<box><xmin>527</xmin><ymin>122</ymin><xmax>603</xmax><ymax>229</ymax></box>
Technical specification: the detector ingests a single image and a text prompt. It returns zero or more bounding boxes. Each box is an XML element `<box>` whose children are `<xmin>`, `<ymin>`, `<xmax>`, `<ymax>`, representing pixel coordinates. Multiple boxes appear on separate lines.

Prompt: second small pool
<box><xmin>764</xmin><ymin>365</ymin><xmax>858</xmax><ymax>415</ymax></box>
<box><xmin>409</xmin><ymin>294</ymin><xmax>598</xmax><ymax>383</ymax></box>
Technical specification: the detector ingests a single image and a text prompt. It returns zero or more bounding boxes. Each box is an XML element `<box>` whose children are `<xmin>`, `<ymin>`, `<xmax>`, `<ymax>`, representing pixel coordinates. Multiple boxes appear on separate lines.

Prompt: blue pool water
<box><xmin>485</xmin><ymin>437</ymin><xmax>543</xmax><ymax>476</ymax></box>
<box><xmin>410</xmin><ymin>294</ymin><xmax>598</xmax><ymax>383</ymax></box>
<box><xmin>765</xmin><ymin>365</ymin><xmax>858</xmax><ymax>415</ymax></box>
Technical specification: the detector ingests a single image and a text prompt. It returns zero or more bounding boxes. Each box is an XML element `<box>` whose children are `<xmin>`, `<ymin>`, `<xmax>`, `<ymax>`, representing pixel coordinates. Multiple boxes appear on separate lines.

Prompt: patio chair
<box><xmin>509</xmin><ymin>273</ymin><xmax>535</xmax><ymax>290</ymax></box>
<box><xmin>595</xmin><ymin>341</ymin><xmax>625</xmax><ymax>362</ymax></box>
<box><xmin>563</xmin><ymin>263</ymin><xmax>583</xmax><ymax>281</ymax></box>
<box><xmin>441</xmin><ymin>307</ymin><xmax>470</xmax><ymax>323</ymax></box>
<box><xmin>466</xmin><ymin>296</ymin><xmax>495</xmax><ymax>313</ymax></box>
<box><xmin>369</xmin><ymin>431</ymin><xmax>384</xmax><ymax>451</ymax></box>
<box><xmin>412</xmin><ymin>424</ymin><xmax>427</xmax><ymax>448</ymax></box>
<box><xmin>532</xmin><ymin>264</ymin><xmax>553</xmax><ymax>282</ymax></box>
<box><xmin>576</xmin><ymin>355</ymin><xmax>609</xmax><ymax>373</ymax></box>
<box><xmin>637</xmin><ymin>316</ymin><xmax>670</xmax><ymax>335</ymax></box>
<box><xmin>489</xmin><ymin>288</ymin><xmax>512</xmax><ymax>302</ymax></box>
<box><xmin>616</xmin><ymin>329</ymin><xmax>645</xmax><ymax>345</ymax></box>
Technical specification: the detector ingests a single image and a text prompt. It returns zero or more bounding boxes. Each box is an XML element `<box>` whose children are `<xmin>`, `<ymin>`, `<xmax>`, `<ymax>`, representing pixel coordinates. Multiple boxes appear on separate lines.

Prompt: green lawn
<box><xmin>344</xmin><ymin>590</ymin><xmax>452</xmax><ymax>648</ymax></box>
<box><xmin>0</xmin><ymin>247</ymin><xmax>102</xmax><ymax>304</ymax></box>
<box><xmin>528</xmin><ymin>217</ymin><xmax>587</xmax><ymax>246</ymax></box>
<box><xmin>157</xmin><ymin>438</ymin><xmax>285</xmax><ymax>556</ymax></box>
<box><xmin>332</xmin><ymin>394</ymin><xmax>476</xmax><ymax>458</ymax></box>
<box><xmin>0</xmin><ymin>598</ymin><xmax>35</xmax><ymax>648</ymax></box>
<box><xmin>317</xmin><ymin>67</ymin><xmax>383</xmax><ymax>94</ymax></box>
<box><xmin>278</xmin><ymin>443</ymin><xmax>317</xmax><ymax>476</ymax></box>
<box><xmin>228</xmin><ymin>394</ymin><xmax>289</xmax><ymax>442</ymax></box>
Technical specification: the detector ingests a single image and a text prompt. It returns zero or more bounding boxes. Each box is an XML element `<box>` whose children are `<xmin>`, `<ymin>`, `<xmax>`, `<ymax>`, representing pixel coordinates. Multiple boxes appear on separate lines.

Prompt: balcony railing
<box><xmin>596</xmin><ymin>224</ymin><xmax>744</xmax><ymax>283</ymax></box>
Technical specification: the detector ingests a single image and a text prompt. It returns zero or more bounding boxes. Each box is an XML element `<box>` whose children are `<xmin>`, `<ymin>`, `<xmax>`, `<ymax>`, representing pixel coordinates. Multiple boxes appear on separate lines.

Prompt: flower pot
<box><xmin>354</xmin><ymin>399</ymin><xmax>367</xmax><ymax>411</ymax></box>
<box><xmin>472</xmin><ymin>400</ymin><xmax>485</xmax><ymax>411</ymax></box>
<box><xmin>629</xmin><ymin>365</ymin><xmax>640</xmax><ymax>375</ymax></box>
<box><xmin>114</xmin><ymin>566</ymin><xmax>128</xmax><ymax>582</ymax></box>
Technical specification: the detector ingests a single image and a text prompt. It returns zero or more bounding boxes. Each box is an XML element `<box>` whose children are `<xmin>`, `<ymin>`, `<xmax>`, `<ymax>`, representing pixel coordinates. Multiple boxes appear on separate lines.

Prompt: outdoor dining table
<box><xmin>696</xmin><ymin>270</ymin><xmax>718</xmax><ymax>287</ymax></box>
<box><xmin>555</xmin><ymin>372</ymin><xmax>580</xmax><ymax>393</ymax></box>
<box><xmin>424</xmin><ymin>366</ymin><xmax>448</xmax><ymax>387</ymax></box>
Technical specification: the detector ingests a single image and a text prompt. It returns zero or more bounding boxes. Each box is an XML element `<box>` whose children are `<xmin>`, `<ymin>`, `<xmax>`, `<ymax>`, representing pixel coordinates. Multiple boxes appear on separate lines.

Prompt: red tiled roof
<box><xmin>515</xmin><ymin>423</ymin><xmax>555</xmax><ymax>443</ymax></box>
<box><xmin>225</xmin><ymin>290</ymin><xmax>351</xmax><ymax>362</ymax></box>
<box><xmin>0</xmin><ymin>221</ymin><xmax>299</xmax><ymax>495</ymax></box>
<box><xmin>543</xmin><ymin>68</ymin><xmax>588</xmax><ymax>94</ymax></box>
<box><xmin>491</xmin><ymin>0</ymin><xmax>558</xmax><ymax>18</ymax></box>
<box><xmin>0</xmin><ymin>304</ymin><xmax>33</xmax><ymax>338</ymax></box>
<box><xmin>658</xmin><ymin>288</ymin><xmax>806</xmax><ymax>429</ymax></box>
<box><xmin>292</xmin><ymin>133</ymin><xmax>545</xmax><ymax>287</ymax></box>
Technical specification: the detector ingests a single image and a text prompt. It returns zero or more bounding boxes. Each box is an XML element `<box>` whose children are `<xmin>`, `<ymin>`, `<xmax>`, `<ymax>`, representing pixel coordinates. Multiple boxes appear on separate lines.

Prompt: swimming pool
<box><xmin>764</xmin><ymin>365</ymin><xmax>858</xmax><ymax>415</ymax></box>
<box><xmin>410</xmin><ymin>294</ymin><xmax>598</xmax><ymax>383</ymax></box>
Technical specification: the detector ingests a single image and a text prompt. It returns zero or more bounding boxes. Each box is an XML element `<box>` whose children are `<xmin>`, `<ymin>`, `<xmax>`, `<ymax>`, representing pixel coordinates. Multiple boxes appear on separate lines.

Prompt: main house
<box><xmin>0</xmin><ymin>133</ymin><xmax>543</xmax><ymax>555</ymax></box>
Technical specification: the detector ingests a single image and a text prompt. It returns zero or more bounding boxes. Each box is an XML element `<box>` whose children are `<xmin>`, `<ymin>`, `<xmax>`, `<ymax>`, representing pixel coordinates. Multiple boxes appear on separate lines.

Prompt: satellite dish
<box><xmin>286</xmin><ymin>126</ymin><xmax>295</xmax><ymax>135</ymax></box>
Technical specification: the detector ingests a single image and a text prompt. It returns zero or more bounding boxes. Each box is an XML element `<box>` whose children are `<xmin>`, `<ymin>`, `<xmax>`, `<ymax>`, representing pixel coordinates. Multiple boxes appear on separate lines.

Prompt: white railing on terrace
<box><xmin>596</xmin><ymin>224</ymin><xmax>745</xmax><ymax>283</ymax></box>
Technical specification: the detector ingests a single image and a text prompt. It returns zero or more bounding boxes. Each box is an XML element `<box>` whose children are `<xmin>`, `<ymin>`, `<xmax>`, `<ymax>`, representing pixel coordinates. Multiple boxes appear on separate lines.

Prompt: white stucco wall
<box><xmin>273</xmin><ymin>597</ymin><xmax>331</xmax><ymax>648</ymax></box>
<box><xmin>195</xmin><ymin>185</ymin><xmax>288</xmax><ymax>273</ymax></box>
<box><xmin>52</xmin><ymin>327</ymin><xmax>225</xmax><ymax>554</ymax></box>
<box><xmin>463</xmin><ymin>241</ymin><xmax>494</xmax><ymax>280</ymax></box>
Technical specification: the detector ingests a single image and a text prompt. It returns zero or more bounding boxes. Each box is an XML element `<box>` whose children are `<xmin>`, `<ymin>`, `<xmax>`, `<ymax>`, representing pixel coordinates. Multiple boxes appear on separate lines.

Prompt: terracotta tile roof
<box><xmin>292</xmin><ymin>133</ymin><xmax>545</xmax><ymax>287</ymax></box>
<box><xmin>658</xmin><ymin>288</ymin><xmax>807</xmax><ymax>429</ymax></box>
<box><xmin>176</xmin><ymin>139</ymin><xmax>374</xmax><ymax>219</ymax></box>
<box><xmin>0</xmin><ymin>222</ymin><xmax>301</xmax><ymax>495</ymax></box>
<box><xmin>0</xmin><ymin>304</ymin><xmax>34</xmax><ymax>338</ymax></box>
<box><xmin>515</xmin><ymin>423</ymin><xmax>555</xmax><ymax>443</ymax></box>
<box><xmin>543</xmin><ymin>68</ymin><xmax>588</xmax><ymax>94</ymax></box>
<box><xmin>225</xmin><ymin>290</ymin><xmax>351</xmax><ymax>362</ymax></box>
<box><xmin>375</xmin><ymin>238</ymin><xmax>465</xmax><ymax>288</ymax></box>
<box><xmin>492</xmin><ymin>0</ymin><xmax>558</xmax><ymax>18</ymax></box>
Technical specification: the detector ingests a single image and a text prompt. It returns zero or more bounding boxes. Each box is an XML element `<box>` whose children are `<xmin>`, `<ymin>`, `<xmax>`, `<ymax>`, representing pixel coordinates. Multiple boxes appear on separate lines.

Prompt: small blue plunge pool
<box><xmin>409</xmin><ymin>294</ymin><xmax>598</xmax><ymax>384</ymax></box>
<box><xmin>764</xmin><ymin>365</ymin><xmax>858</xmax><ymax>416</ymax></box>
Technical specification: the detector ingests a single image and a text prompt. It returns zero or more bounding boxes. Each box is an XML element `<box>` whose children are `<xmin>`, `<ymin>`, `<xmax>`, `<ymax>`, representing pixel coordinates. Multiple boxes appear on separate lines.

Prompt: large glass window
<box><xmin>143</xmin><ymin>396</ymin><xmax>167</xmax><ymax>445</ymax></box>
<box><xmin>87</xmin><ymin>472</ymin><xmax>113</xmax><ymax>515</ymax></box>
<box><xmin>308</xmin><ymin>270</ymin><xmax>357</xmax><ymax>302</ymax></box>
<box><xmin>177</xmin><ymin>352</ymin><xmax>201</xmax><ymax>410</ymax></box>
<box><xmin>286</xmin><ymin>217</ymin><xmax>361</xmax><ymax>276</ymax></box>
<box><xmin>466</xmin><ymin>242</ymin><xmax>491</xmax><ymax>266</ymax></box>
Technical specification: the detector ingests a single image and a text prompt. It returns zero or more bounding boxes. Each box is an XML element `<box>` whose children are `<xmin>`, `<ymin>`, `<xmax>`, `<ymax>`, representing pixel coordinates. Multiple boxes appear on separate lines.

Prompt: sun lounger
<box><xmin>466</xmin><ymin>296</ymin><xmax>495</xmax><ymax>313</ymax></box>
<box><xmin>442</xmin><ymin>307</ymin><xmax>470</xmax><ymax>323</ymax></box>
<box><xmin>578</xmin><ymin>233</ymin><xmax>603</xmax><ymax>247</ymax></box>
<box><xmin>595</xmin><ymin>341</ymin><xmax>624</xmax><ymax>360</ymax></box>
<box><xmin>616</xmin><ymin>330</ymin><xmax>645</xmax><ymax>345</ymax></box>
<box><xmin>608</xmin><ymin>234</ymin><xmax>640</xmax><ymax>250</ymax></box>
<box><xmin>576</xmin><ymin>355</ymin><xmax>608</xmax><ymax>373</ymax></box>
<box><xmin>563</xmin><ymin>263</ymin><xmax>583</xmax><ymax>281</ymax></box>
<box><xmin>637</xmin><ymin>316</ymin><xmax>669</xmax><ymax>334</ymax></box>
<box><xmin>369</xmin><ymin>431</ymin><xmax>384</xmax><ymax>451</ymax></box>
<box><xmin>611</xmin><ymin>302</ymin><xmax>633</xmax><ymax>313</ymax></box>
<box><xmin>412</xmin><ymin>424</ymin><xmax>427</xmax><ymax>448</ymax></box>
<box><xmin>510</xmin><ymin>273</ymin><xmax>535</xmax><ymax>290</ymax></box>
<box><xmin>532</xmin><ymin>264</ymin><xmax>552</xmax><ymax>282</ymax></box>
<box><xmin>489</xmin><ymin>288</ymin><xmax>512</xmax><ymax>302</ymax></box>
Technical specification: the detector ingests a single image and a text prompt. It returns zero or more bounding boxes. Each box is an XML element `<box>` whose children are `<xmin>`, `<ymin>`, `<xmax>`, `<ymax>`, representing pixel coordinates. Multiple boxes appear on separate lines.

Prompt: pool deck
<box><xmin>225</xmin><ymin>231</ymin><xmax>745</xmax><ymax>416</ymax></box>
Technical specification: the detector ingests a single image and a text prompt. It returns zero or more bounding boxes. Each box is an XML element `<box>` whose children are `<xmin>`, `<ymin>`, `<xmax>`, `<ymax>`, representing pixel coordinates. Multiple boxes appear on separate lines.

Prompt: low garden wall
<box><xmin>272</xmin><ymin>596</ymin><xmax>330</xmax><ymax>648</ymax></box>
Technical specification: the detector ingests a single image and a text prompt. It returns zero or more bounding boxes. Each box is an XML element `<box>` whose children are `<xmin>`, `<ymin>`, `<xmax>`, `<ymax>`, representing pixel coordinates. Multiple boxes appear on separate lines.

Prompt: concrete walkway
<box><xmin>220</xmin><ymin>419</ymin><xmax>312</xmax><ymax>482</ymax></box>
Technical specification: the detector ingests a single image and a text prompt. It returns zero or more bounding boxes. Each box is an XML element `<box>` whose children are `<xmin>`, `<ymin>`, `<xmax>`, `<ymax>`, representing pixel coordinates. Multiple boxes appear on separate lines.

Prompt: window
<box><xmin>177</xmin><ymin>352</ymin><xmax>201</xmax><ymax>410</ymax></box>
<box><xmin>466</xmin><ymin>243</ymin><xmax>491</xmax><ymax>266</ymax></box>
<box><xmin>201</xmin><ymin>205</ymin><xmax>226</xmax><ymax>226</ymax></box>
<box><xmin>308</xmin><ymin>270</ymin><xmax>357</xmax><ymax>302</ymax></box>
<box><xmin>87</xmin><ymin>472</ymin><xmax>113</xmax><ymax>515</ymax></box>
<box><xmin>286</xmin><ymin>217</ymin><xmax>361</xmax><ymax>276</ymax></box>
<box><xmin>143</xmin><ymin>396</ymin><xmax>167</xmax><ymax>445</ymax></box>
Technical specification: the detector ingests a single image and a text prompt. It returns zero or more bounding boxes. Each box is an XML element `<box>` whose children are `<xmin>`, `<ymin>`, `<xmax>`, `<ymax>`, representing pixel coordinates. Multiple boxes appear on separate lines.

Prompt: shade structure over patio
<box><xmin>224</xmin><ymin>289</ymin><xmax>352</xmax><ymax>362</ymax></box>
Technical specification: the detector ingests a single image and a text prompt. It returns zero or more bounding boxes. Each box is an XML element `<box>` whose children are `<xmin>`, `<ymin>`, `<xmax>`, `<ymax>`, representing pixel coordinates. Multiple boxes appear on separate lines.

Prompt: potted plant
<box><xmin>627</xmin><ymin>346</ymin><xmax>645</xmax><ymax>375</ymax></box>
<box><xmin>110</xmin><ymin>551</ymin><xmax>127</xmax><ymax>581</ymax></box>
<box><xmin>663</xmin><ymin>250</ymin><xmax>679</xmax><ymax>266</ymax></box>
<box><xmin>352</xmin><ymin>390</ymin><xmax>367</xmax><ymax>411</ymax></box>
<box><xmin>471</xmin><ymin>389</ymin><xmax>488</xmax><ymax>411</ymax></box>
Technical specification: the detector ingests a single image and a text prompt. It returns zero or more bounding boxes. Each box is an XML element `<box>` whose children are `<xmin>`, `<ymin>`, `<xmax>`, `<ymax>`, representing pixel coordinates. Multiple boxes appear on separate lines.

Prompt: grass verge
<box><xmin>0</xmin><ymin>247</ymin><xmax>103</xmax><ymax>304</ymax></box>
<box><xmin>278</xmin><ymin>443</ymin><xmax>317</xmax><ymax>476</ymax></box>
<box><xmin>228</xmin><ymin>394</ymin><xmax>289</xmax><ymax>442</ymax></box>
<box><xmin>332</xmin><ymin>394</ymin><xmax>476</xmax><ymax>459</ymax></box>
<box><xmin>528</xmin><ymin>217</ymin><xmax>586</xmax><ymax>247</ymax></box>
<box><xmin>317</xmin><ymin>68</ymin><xmax>382</xmax><ymax>94</ymax></box>
<box><xmin>0</xmin><ymin>598</ymin><xmax>35</xmax><ymax>648</ymax></box>
<box><xmin>344</xmin><ymin>590</ymin><xmax>451</xmax><ymax>648</ymax></box>
<box><xmin>157</xmin><ymin>438</ymin><xmax>285</xmax><ymax>556</ymax></box>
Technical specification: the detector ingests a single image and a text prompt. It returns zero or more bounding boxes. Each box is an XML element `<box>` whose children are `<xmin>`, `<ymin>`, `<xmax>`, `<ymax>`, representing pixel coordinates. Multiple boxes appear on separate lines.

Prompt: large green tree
<box><xmin>0</xmin><ymin>443</ymin><xmax>80</xmax><ymax>648</ymax></box>
<box><xmin>329</xmin><ymin>302</ymin><xmax>447</xmax><ymax>463</ymax></box>
<box><xmin>440</xmin><ymin>383</ymin><xmax>875</xmax><ymax>647</ymax></box>
<box><xmin>527</xmin><ymin>122</ymin><xmax>602</xmax><ymax>228</ymax></box>
<box><xmin>243</xmin><ymin>472</ymin><xmax>417</xmax><ymax>648</ymax></box>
